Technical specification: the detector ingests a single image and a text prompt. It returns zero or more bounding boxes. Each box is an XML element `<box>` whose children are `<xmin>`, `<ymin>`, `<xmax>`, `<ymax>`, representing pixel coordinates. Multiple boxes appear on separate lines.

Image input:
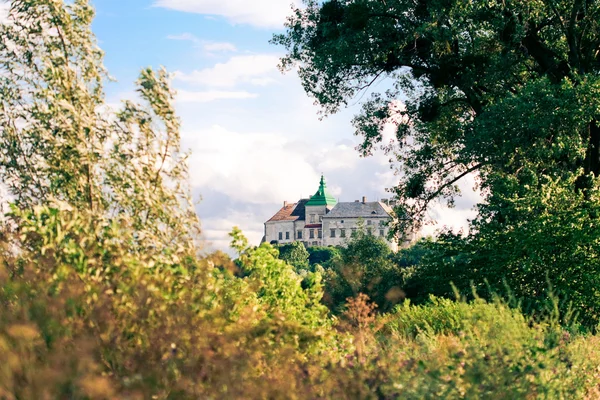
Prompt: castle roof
<box><xmin>323</xmin><ymin>201</ymin><xmax>393</xmax><ymax>219</ymax></box>
<box><xmin>305</xmin><ymin>175</ymin><xmax>337</xmax><ymax>207</ymax></box>
<box><xmin>266</xmin><ymin>199</ymin><xmax>308</xmax><ymax>223</ymax></box>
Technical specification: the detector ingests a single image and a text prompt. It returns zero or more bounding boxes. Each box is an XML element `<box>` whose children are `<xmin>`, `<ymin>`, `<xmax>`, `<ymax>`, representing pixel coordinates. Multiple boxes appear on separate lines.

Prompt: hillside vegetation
<box><xmin>1</xmin><ymin>1</ymin><xmax>600</xmax><ymax>398</ymax></box>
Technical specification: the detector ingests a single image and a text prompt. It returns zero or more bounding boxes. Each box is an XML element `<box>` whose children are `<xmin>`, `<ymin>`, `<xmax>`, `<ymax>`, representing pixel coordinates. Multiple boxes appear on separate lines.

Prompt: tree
<box><xmin>323</xmin><ymin>229</ymin><xmax>404</xmax><ymax>312</ymax></box>
<box><xmin>404</xmin><ymin>178</ymin><xmax>600</xmax><ymax>328</ymax></box>
<box><xmin>275</xmin><ymin>0</ymin><xmax>600</xmax><ymax>328</ymax></box>
<box><xmin>278</xmin><ymin>241</ymin><xmax>310</xmax><ymax>272</ymax></box>
<box><xmin>231</xmin><ymin>228</ymin><xmax>332</xmax><ymax>342</ymax></box>
<box><xmin>0</xmin><ymin>0</ymin><xmax>200</xmax><ymax>258</ymax></box>
<box><xmin>0</xmin><ymin>3</ymin><xmax>342</xmax><ymax>396</ymax></box>
<box><xmin>275</xmin><ymin>0</ymin><xmax>600</xmax><ymax>226</ymax></box>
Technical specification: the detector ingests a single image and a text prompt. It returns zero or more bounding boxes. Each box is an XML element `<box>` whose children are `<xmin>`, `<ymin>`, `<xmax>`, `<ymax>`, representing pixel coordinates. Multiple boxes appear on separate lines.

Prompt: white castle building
<box><xmin>264</xmin><ymin>176</ymin><xmax>407</xmax><ymax>250</ymax></box>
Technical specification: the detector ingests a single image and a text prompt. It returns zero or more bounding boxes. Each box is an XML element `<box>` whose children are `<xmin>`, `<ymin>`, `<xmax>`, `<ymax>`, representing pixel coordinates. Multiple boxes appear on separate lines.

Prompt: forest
<box><xmin>2</xmin><ymin>0</ymin><xmax>600</xmax><ymax>398</ymax></box>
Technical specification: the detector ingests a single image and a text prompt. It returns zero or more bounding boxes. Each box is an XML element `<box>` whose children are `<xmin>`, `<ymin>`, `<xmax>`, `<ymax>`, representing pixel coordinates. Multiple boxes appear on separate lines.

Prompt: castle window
<box><xmin>278</xmin><ymin>232</ymin><xmax>283</xmax><ymax>240</ymax></box>
<box><xmin>380</xmin><ymin>229</ymin><xmax>385</xmax><ymax>237</ymax></box>
<box><xmin>340</xmin><ymin>229</ymin><xmax>346</xmax><ymax>238</ymax></box>
<box><xmin>298</xmin><ymin>230</ymin><xmax>303</xmax><ymax>239</ymax></box>
<box><xmin>368</xmin><ymin>228</ymin><xmax>373</xmax><ymax>235</ymax></box>
<box><xmin>318</xmin><ymin>229</ymin><xmax>322</xmax><ymax>239</ymax></box>
<box><xmin>310</xmin><ymin>214</ymin><xmax>316</xmax><ymax>223</ymax></box>
<box><xmin>309</xmin><ymin>229</ymin><xmax>315</xmax><ymax>239</ymax></box>
<box><xmin>367</xmin><ymin>220</ymin><xmax>372</xmax><ymax>225</ymax></box>
<box><xmin>319</xmin><ymin>215</ymin><xmax>323</xmax><ymax>222</ymax></box>
<box><xmin>286</xmin><ymin>232</ymin><xmax>290</xmax><ymax>240</ymax></box>
<box><xmin>330</xmin><ymin>229</ymin><xmax>336</xmax><ymax>238</ymax></box>
<box><xmin>351</xmin><ymin>228</ymin><xmax>357</xmax><ymax>237</ymax></box>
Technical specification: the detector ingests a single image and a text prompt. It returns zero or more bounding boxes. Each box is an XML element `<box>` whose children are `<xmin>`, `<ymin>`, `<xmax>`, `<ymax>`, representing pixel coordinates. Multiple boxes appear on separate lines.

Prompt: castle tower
<box><xmin>304</xmin><ymin>175</ymin><xmax>337</xmax><ymax>226</ymax></box>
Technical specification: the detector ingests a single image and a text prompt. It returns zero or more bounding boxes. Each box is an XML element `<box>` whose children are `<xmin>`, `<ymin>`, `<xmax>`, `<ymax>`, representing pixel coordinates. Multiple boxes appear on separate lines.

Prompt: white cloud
<box><xmin>167</xmin><ymin>33</ymin><xmax>237</xmax><ymax>54</ymax></box>
<box><xmin>421</xmin><ymin>172</ymin><xmax>483</xmax><ymax>237</ymax></box>
<box><xmin>167</xmin><ymin>33</ymin><xmax>196</xmax><ymax>41</ymax></box>
<box><xmin>183</xmin><ymin>125</ymin><xmax>321</xmax><ymax>204</ymax></box>
<box><xmin>204</xmin><ymin>42</ymin><xmax>237</xmax><ymax>53</ymax></box>
<box><xmin>153</xmin><ymin>0</ymin><xmax>299</xmax><ymax>28</ymax></box>
<box><xmin>174</xmin><ymin>54</ymin><xmax>279</xmax><ymax>88</ymax></box>
<box><xmin>176</xmin><ymin>89</ymin><xmax>258</xmax><ymax>103</ymax></box>
<box><xmin>317</xmin><ymin>143</ymin><xmax>369</xmax><ymax>171</ymax></box>
<box><xmin>201</xmin><ymin>210</ymin><xmax>265</xmax><ymax>254</ymax></box>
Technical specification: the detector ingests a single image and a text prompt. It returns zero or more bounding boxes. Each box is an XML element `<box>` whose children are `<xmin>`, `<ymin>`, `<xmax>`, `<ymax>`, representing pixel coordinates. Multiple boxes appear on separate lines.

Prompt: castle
<box><xmin>263</xmin><ymin>176</ymin><xmax>405</xmax><ymax>250</ymax></box>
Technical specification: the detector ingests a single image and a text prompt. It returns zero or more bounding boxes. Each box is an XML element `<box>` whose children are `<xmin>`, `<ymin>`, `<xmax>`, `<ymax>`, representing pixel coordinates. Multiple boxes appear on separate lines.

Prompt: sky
<box><xmin>0</xmin><ymin>0</ymin><xmax>482</xmax><ymax>252</ymax></box>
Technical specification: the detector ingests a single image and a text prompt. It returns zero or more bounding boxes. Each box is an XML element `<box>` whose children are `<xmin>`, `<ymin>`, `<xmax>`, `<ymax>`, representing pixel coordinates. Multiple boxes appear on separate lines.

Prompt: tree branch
<box><xmin>356</xmin><ymin>70</ymin><xmax>385</xmax><ymax>91</ymax></box>
<box><xmin>567</xmin><ymin>0</ymin><xmax>584</xmax><ymax>73</ymax></box>
<box><xmin>425</xmin><ymin>163</ymin><xmax>484</xmax><ymax>203</ymax></box>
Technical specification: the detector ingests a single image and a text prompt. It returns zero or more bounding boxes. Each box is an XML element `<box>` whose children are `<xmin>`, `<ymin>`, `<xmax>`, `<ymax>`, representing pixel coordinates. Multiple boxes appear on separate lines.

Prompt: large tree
<box><xmin>275</xmin><ymin>0</ymin><xmax>600</xmax><ymax>225</ymax></box>
<box><xmin>275</xmin><ymin>0</ymin><xmax>600</xmax><ymax>326</ymax></box>
<box><xmin>0</xmin><ymin>0</ymin><xmax>200</xmax><ymax>255</ymax></box>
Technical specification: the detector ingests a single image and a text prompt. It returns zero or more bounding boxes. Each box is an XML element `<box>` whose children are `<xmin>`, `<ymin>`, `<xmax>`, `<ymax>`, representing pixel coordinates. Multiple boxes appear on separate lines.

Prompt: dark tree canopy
<box><xmin>274</xmin><ymin>0</ymin><xmax>600</xmax><ymax>229</ymax></box>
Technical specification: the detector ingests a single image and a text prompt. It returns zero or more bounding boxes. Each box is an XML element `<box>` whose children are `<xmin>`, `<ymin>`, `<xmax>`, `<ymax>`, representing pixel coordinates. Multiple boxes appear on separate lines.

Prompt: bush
<box><xmin>0</xmin><ymin>207</ymin><xmax>339</xmax><ymax>398</ymax></box>
<box><xmin>327</xmin><ymin>295</ymin><xmax>600</xmax><ymax>399</ymax></box>
<box><xmin>405</xmin><ymin>178</ymin><xmax>600</xmax><ymax>330</ymax></box>
<box><xmin>3</xmin><ymin>211</ymin><xmax>600</xmax><ymax>398</ymax></box>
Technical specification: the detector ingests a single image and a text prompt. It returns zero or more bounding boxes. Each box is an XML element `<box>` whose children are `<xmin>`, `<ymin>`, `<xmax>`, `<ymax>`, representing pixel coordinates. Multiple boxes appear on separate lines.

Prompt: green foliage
<box><xmin>0</xmin><ymin>0</ymin><xmax>106</xmax><ymax>211</ymax></box>
<box><xmin>322</xmin><ymin>229</ymin><xmax>405</xmax><ymax>312</ymax></box>
<box><xmin>368</xmin><ymin>296</ymin><xmax>600</xmax><ymax>398</ymax></box>
<box><xmin>3</xmin><ymin>204</ymin><xmax>600</xmax><ymax>398</ymax></box>
<box><xmin>307</xmin><ymin>245</ymin><xmax>341</xmax><ymax>268</ymax></box>
<box><xmin>276</xmin><ymin>1</ymin><xmax>600</xmax><ymax>225</ymax></box>
<box><xmin>408</xmin><ymin>176</ymin><xmax>600</xmax><ymax>329</ymax></box>
<box><xmin>231</xmin><ymin>229</ymin><xmax>332</xmax><ymax>344</ymax></box>
<box><xmin>0</xmin><ymin>206</ymin><xmax>338</xmax><ymax>398</ymax></box>
<box><xmin>342</xmin><ymin>228</ymin><xmax>391</xmax><ymax>266</ymax></box>
<box><xmin>0</xmin><ymin>0</ymin><xmax>200</xmax><ymax>257</ymax></box>
<box><xmin>390</xmin><ymin>238</ymin><xmax>432</xmax><ymax>282</ymax></box>
<box><xmin>278</xmin><ymin>241</ymin><xmax>310</xmax><ymax>271</ymax></box>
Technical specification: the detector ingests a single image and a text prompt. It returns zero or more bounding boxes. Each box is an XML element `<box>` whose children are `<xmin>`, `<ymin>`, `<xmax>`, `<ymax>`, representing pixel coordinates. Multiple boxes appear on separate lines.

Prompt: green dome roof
<box><xmin>306</xmin><ymin>175</ymin><xmax>337</xmax><ymax>207</ymax></box>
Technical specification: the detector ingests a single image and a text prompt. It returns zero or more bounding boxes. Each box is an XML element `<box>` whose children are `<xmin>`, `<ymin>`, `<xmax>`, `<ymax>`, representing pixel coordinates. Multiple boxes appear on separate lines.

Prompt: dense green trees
<box><xmin>322</xmin><ymin>230</ymin><xmax>400</xmax><ymax>311</ymax></box>
<box><xmin>275</xmin><ymin>0</ymin><xmax>600</xmax><ymax>328</ymax></box>
<box><xmin>278</xmin><ymin>241</ymin><xmax>311</xmax><ymax>271</ymax></box>
<box><xmin>286</xmin><ymin>231</ymin><xmax>412</xmax><ymax>312</ymax></box>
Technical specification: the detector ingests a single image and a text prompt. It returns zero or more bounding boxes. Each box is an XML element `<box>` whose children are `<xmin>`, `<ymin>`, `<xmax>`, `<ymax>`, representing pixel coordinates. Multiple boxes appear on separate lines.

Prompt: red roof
<box><xmin>304</xmin><ymin>224</ymin><xmax>322</xmax><ymax>228</ymax></box>
<box><xmin>267</xmin><ymin>203</ymin><xmax>299</xmax><ymax>222</ymax></box>
<box><xmin>266</xmin><ymin>199</ymin><xmax>308</xmax><ymax>223</ymax></box>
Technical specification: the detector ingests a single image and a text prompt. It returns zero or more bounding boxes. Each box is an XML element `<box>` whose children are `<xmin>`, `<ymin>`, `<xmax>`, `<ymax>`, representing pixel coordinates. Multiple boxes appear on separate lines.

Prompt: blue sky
<box><xmin>1</xmin><ymin>0</ymin><xmax>481</xmax><ymax>251</ymax></box>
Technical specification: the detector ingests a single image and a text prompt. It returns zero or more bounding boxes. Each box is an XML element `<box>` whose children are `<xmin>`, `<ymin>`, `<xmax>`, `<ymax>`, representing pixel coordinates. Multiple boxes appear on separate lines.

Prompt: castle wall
<box><xmin>265</xmin><ymin>220</ymin><xmax>295</xmax><ymax>244</ymax></box>
<box><xmin>322</xmin><ymin>216</ymin><xmax>397</xmax><ymax>251</ymax></box>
